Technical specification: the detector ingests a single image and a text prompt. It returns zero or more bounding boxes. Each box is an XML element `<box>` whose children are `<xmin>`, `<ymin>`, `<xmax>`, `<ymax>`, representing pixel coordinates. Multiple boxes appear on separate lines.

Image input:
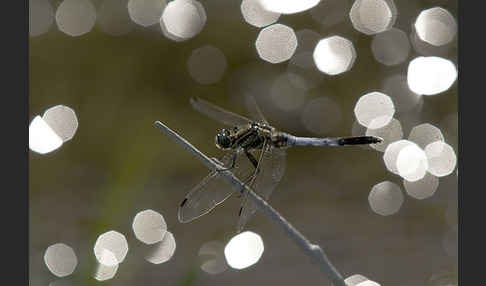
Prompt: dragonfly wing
<box><xmin>244</xmin><ymin>94</ymin><xmax>270</xmax><ymax>125</ymax></box>
<box><xmin>178</xmin><ymin>152</ymin><xmax>240</xmax><ymax>223</ymax></box>
<box><xmin>190</xmin><ymin>97</ymin><xmax>251</xmax><ymax>127</ymax></box>
<box><xmin>178</xmin><ymin>171</ymin><xmax>235</xmax><ymax>223</ymax></box>
<box><xmin>178</xmin><ymin>151</ymin><xmax>256</xmax><ymax>223</ymax></box>
<box><xmin>236</xmin><ymin>146</ymin><xmax>287</xmax><ymax>232</ymax></box>
<box><xmin>267</xmin><ymin>147</ymin><xmax>286</xmax><ymax>184</ymax></box>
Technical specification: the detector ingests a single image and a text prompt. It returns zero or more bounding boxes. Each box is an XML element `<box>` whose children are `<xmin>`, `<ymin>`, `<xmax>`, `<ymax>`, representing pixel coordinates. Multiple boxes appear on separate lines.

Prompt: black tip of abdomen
<box><xmin>338</xmin><ymin>136</ymin><xmax>383</xmax><ymax>146</ymax></box>
<box><xmin>180</xmin><ymin>198</ymin><xmax>188</xmax><ymax>207</ymax></box>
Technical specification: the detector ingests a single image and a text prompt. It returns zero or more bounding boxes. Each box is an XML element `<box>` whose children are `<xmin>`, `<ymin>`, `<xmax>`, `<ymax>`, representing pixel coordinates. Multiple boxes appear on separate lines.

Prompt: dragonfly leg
<box><xmin>238</xmin><ymin>143</ymin><xmax>267</xmax><ymax>205</ymax></box>
<box><xmin>245</xmin><ymin>140</ymin><xmax>269</xmax><ymax>180</ymax></box>
<box><xmin>244</xmin><ymin>150</ymin><xmax>259</xmax><ymax>169</ymax></box>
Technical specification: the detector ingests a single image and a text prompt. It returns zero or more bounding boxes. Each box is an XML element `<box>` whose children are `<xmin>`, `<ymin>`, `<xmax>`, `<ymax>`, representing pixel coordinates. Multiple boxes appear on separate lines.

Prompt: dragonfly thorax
<box><xmin>215</xmin><ymin>123</ymin><xmax>266</xmax><ymax>151</ymax></box>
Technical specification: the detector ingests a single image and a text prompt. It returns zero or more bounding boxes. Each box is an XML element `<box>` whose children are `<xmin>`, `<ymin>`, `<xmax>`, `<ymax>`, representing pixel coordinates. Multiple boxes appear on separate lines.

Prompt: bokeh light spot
<box><xmin>42</xmin><ymin>105</ymin><xmax>78</xmax><ymax>142</ymax></box>
<box><xmin>29</xmin><ymin>0</ymin><xmax>54</xmax><ymax>37</ymax></box>
<box><xmin>344</xmin><ymin>274</ymin><xmax>369</xmax><ymax>286</ymax></box>
<box><xmin>408</xmin><ymin>123</ymin><xmax>444</xmax><ymax>149</ymax></box>
<box><xmin>403</xmin><ymin>172</ymin><xmax>439</xmax><ymax>200</ymax></box>
<box><xmin>55</xmin><ymin>0</ymin><xmax>96</xmax><ymax>37</ymax></box>
<box><xmin>187</xmin><ymin>45</ymin><xmax>227</xmax><ymax>84</ymax></box>
<box><xmin>396</xmin><ymin>143</ymin><xmax>428</xmax><ymax>182</ymax></box>
<box><xmin>383</xmin><ymin>139</ymin><xmax>415</xmax><ymax>175</ymax></box>
<box><xmin>415</xmin><ymin>7</ymin><xmax>457</xmax><ymax>47</ymax></box>
<box><xmin>241</xmin><ymin>0</ymin><xmax>280</xmax><ymax>28</ymax></box>
<box><xmin>255</xmin><ymin>23</ymin><xmax>298</xmax><ymax>64</ymax></box>
<box><xmin>94</xmin><ymin>261</ymin><xmax>118</xmax><ymax>281</ymax></box>
<box><xmin>349</xmin><ymin>0</ymin><xmax>397</xmax><ymax>35</ymax></box>
<box><xmin>354</xmin><ymin>92</ymin><xmax>395</xmax><ymax>129</ymax></box>
<box><xmin>224</xmin><ymin>231</ymin><xmax>264</xmax><ymax>269</ymax></box>
<box><xmin>407</xmin><ymin>56</ymin><xmax>457</xmax><ymax>96</ymax></box>
<box><xmin>313</xmin><ymin>36</ymin><xmax>356</xmax><ymax>75</ymax></box>
<box><xmin>93</xmin><ymin>230</ymin><xmax>129</xmax><ymax>266</ymax></box>
<box><xmin>368</xmin><ymin>181</ymin><xmax>404</xmax><ymax>216</ymax></box>
<box><xmin>366</xmin><ymin>118</ymin><xmax>403</xmax><ymax>152</ymax></box>
<box><xmin>192</xmin><ymin>1</ymin><xmax>207</xmax><ymax>24</ymax></box>
<box><xmin>199</xmin><ymin>241</ymin><xmax>228</xmax><ymax>275</ymax></box>
<box><xmin>343</xmin><ymin>274</ymin><xmax>381</xmax><ymax>286</ymax></box>
<box><xmin>260</xmin><ymin>0</ymin><xmax>321</xmax><ymax>14</ymax></box>
<box><xmin>127</xmin><ymin>0</ymin><xmax>167</xmax><ymax>27</ymax></box>
<box><xmin>357</xmin><ymin>281</ymin><xmax>381</xmax><ymax>286</ymax></box>
<box><xmin>29</xmin><ymin>116</ymin><xmax>63</xmax><ymax>154</ymax></box>
<box><xmin>132</xmin><ymin>209</ymin><xmax>167</xmax><ymax>245</ymax></box>
<box><xmin>425</xmin><ymin>141</ymin><xmax>457</xmax><ymax>177</ymax></box>
<box><xmin>270</xmin><ymin>73</ymin><xmax>306</xmax><ymax>111</ymax></box>
<box><xmin>301</xmin><ymin>97</ymin><xmax>342</xmax><ymax>135</ymax></box>
<box><xmin>44</xmin><ymin>243</ymin><xmax>77</xmax><ymax>277</ymax></box>
<box><xmin>97</xmin><ymin>249</ymin><xmax>119</xmax><ymax>268</ymax></box>
<box><xmin>371</xmin><ymin>28</ymin><xmax>410</xmax><ymax>66</ymax></box>
<box><xmin>409</xmin><ymin>28</ymin><xmax>454</xmax><ymax>57</ymax></box>
<box><xmin>144</xmin><ymin>231</ymin><xmax>176</xmax><ymax>264</ymax></box>
<box><xmin>160</xmin><ymin>16</ymin><xmax>185</xmax><ymax>42</ymax></box>
<box><xmin>161</xmin><ymin>0</ymin><xmax>206</xmax><ymax>40</ymax></box>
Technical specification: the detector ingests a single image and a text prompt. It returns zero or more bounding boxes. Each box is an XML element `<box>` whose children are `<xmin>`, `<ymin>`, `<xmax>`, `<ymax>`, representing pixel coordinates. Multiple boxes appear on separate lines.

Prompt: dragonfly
<box><xmin>179</xmin><ymin>96</ymin><xmax>382</xmax><ymax>232</ymax></box>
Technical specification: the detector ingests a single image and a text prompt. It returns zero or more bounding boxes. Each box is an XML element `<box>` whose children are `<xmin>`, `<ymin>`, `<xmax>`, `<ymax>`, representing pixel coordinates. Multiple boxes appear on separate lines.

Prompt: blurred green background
<box><xmin>29</xmin><ymin>0</ymin><xmax>458</xmax><ymax>285</ymax></box>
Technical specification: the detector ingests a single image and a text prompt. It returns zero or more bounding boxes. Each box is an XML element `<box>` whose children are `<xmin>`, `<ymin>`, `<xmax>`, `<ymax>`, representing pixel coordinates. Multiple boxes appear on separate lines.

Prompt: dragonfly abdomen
<box><xmin>269</xmin><ymin>132</ymin><xmax>292</xmax><ymax>148</ymax></box>
<box><xmin>286</xmin><ymin>135</ymin><xmax>382</xmax><ymax>147</ymax></box>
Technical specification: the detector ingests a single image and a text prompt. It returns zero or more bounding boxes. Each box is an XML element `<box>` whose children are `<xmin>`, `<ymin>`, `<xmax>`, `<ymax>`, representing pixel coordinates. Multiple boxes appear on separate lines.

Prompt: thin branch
<box><xmin>154</xmin><ymin>121</ymin><xmax>347</xmax><ymax>286</ymax></box>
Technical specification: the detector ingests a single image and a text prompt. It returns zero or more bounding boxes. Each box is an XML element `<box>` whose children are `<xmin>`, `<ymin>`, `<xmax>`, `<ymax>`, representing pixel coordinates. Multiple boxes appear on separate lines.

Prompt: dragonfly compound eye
<box><xmin>215</xmin><ymin>133</ymin><xmax>231</xmax><ymax>149</ymax></box>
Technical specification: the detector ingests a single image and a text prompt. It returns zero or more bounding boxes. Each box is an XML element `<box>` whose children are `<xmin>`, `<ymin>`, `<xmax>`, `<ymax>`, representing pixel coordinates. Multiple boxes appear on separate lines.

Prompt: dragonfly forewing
<box><xmin>244</xmin><ymin>95</ymin><xmax>269</xmax><ymax>125</ymax></box>
<box><xmin>190</xmin><ymin>97</ymin><xmax>251</xmax><ymax>127</ymax></box>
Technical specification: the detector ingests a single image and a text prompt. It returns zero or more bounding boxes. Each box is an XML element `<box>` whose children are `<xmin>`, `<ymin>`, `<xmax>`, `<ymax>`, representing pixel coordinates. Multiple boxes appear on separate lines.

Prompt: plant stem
<box><xmin>154</xmin><ymin>121</ymin><xmax>347</xmax><ymax>286</ymax></box>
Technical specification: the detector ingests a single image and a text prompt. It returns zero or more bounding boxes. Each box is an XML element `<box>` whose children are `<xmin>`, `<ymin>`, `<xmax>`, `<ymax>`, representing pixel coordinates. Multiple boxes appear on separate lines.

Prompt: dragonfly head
<box><xmin>215</xmin><ymin>129</ymin><xmax>232</xmax><ymax>150</ymax></box>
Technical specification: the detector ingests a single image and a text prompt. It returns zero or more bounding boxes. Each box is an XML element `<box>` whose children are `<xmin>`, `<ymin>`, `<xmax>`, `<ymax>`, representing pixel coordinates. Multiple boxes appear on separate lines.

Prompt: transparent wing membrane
<box><xmin>236</xmin><ymin>146</ymin><xmax>286</xmax><ymax>232</ymax></box>
<box><xmin>178</xmin><ymin>153</ymin><xmax>235</xmax><ymax>223</ymax></box>
<box><xmin>244</xmin><ymin>95</ymin><xmax>269</xmax><ymax>125</ymax></box>
<box><xmin>190</xmin><ymin>96</ymin><xmax>251</xmax><ymax>126</ymax></box>
<box><xmin>178</xmin><ymin>171</ymin><xmax>231</xmax><ymax>223</ymax></box>
<box><xmin>178</xmin><ymin>151</ymin><xmax>257</xmax><ymax>223</ymax></box>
